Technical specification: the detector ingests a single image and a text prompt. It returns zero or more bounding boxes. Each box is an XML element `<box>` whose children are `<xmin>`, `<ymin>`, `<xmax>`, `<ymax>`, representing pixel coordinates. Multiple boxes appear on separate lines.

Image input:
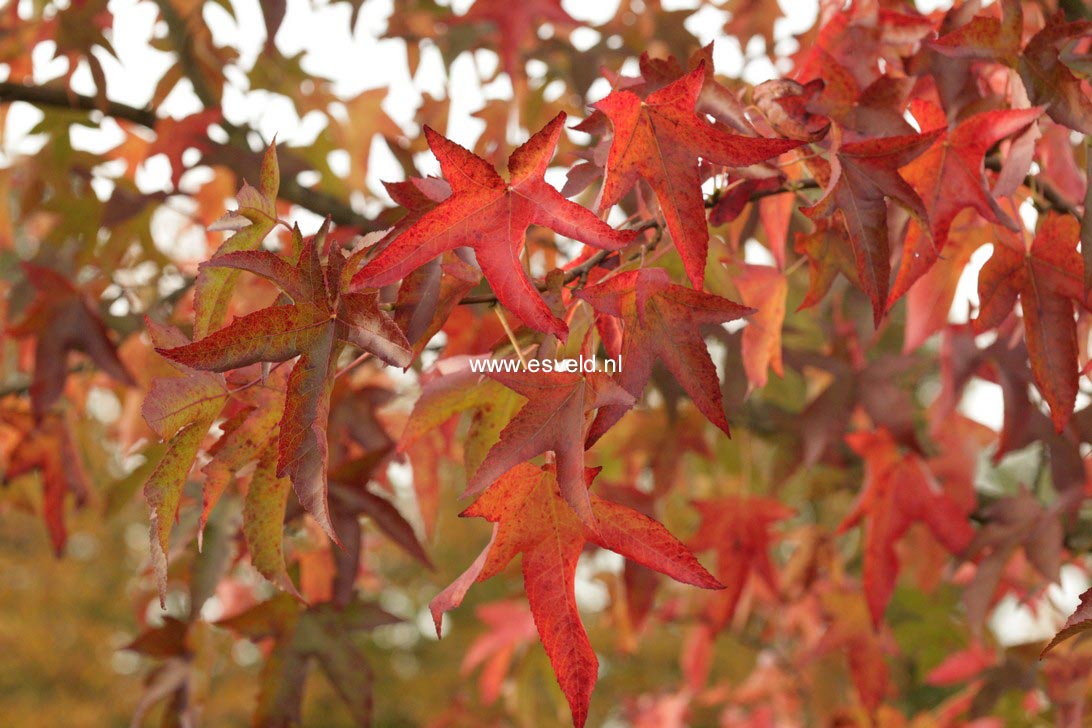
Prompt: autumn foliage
<box><xmin>2</xmin><ymin>0</ymin><xmax>1092</xmax><ymax>725</ymax></box>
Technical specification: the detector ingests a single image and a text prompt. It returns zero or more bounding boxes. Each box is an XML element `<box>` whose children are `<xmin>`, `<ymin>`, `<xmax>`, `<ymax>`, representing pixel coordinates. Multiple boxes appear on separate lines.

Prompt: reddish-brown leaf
<box><xmin>2</xmin><ymin>412</ymin><xmax>91</xmax><ymax>556</ymax></box>
<box><xmin>802</xmin><ymin>126</ymin><xmax>941</xmax><ymax>324</ymax></box>
<box><xmin>8</xmin><ymin>264</ymin><xmax>134</xmax><ymax>419</ymax></box>
<box><xmin>975</xmin><ymin>213</ymin><xmax>1088</xmax><ymax>431</ymax></box>
<box><xmin>576</xmin><ymin>267</ymin><xmax>752</xmax><ymax>444</ymax></box>
<box><xmin>1042</xmin><ymin>587</ymin><xmax>1092</xmax><ymax>656</ymax></box>
<box><xmin>465</xmin><ymin>369</ymin><xmax>633</xmax><ymax>527</ymax></box>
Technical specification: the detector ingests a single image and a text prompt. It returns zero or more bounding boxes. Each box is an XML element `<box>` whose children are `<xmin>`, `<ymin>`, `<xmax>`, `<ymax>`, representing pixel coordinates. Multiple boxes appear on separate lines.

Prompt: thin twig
<box><xmin>335</xmin><ymin>351</ymin><xmax>373</xmax><ymax>379</ymax></box>
<box><xmin>494</xmin><ymin>308</ymin><xmax>529</xmax><ymax>369</ymax></box>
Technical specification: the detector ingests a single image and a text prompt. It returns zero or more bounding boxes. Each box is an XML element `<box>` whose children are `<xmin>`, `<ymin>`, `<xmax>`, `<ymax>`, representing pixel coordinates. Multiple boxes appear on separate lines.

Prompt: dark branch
<box><xmin>0</xmin><ymin>81</ymin><xmax>380</xmax><ymax>231</ymax></box>
<box><xmin>0</xmin><ymin>81</ymin><xmax>156</xmax><ymax>127</ymax></box>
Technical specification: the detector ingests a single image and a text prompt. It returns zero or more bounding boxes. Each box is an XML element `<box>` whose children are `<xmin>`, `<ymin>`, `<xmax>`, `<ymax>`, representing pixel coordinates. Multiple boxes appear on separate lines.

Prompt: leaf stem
<box><xmin>494</xmin><ymin>308</ymin><xmax>529</xmax><ymax>369</ymax></box>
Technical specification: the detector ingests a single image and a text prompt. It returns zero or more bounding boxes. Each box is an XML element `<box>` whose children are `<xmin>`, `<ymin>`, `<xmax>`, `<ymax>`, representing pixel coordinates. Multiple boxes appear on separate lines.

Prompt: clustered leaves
<box><xmin>2</xmin><ymin>0</ymin><xmax>1092</xmax><ymax>726</ymax></box>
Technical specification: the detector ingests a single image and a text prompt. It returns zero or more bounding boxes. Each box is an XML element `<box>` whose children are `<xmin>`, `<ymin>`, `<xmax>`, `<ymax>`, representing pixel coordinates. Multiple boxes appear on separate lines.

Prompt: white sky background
<box><xmin>2</xmin><ymin>0</ymin><xmax>1084</xmax><ymax>643</ymax></box>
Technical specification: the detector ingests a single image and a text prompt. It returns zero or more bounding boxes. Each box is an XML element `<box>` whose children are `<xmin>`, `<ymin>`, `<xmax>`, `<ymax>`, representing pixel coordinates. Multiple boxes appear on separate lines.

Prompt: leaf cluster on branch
<box><xmin>1</xmin><ymin>0</ymin><xmax>1092</xmax><ymax>725</ymax></box>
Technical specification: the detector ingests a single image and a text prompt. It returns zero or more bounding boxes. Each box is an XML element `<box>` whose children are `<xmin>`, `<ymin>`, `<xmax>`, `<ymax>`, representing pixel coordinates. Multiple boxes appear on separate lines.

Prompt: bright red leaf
<box><xmin>975</xmin><ymin>213</ymin><xmax>1089</xmax><ymax>432</ymax></box>
<box><xmin>588</xmin><ymin>64</ymin><xmax>801</xmax><ymax>288</ymax></box>
<box><xmin>430</xmin><ymin>463</ymin><xmax>721</xmax><ymax>728</ymax></box>
<box><xmin>353</xmin><ymin>112</ymin><xmax>638</xmax><ymax>338</ymax></box>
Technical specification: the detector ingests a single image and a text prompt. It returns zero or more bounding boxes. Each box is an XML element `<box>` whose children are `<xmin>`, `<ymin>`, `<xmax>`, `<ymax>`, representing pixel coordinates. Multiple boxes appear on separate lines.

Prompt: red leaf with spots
<box><xmin>430</xmin><ymin>464</ymin><xmax>720</xmax><ymax>728</ymax></box>
<box><xmin>155</xmin><ymin>222</ymin><xmax>411</xmax><ymax>543</ymax></box>
<box><xmin>576</xmin><ymin>267</ymin><xmax>752</xmax><ymax>444</ymax></box>
<box><xmin>353</xmin><ymin>113</ymin><xmax>637</xmax><ymax>338</ymax></box>
<box><xmin>465</xmin><ymin>368</ymin><xmax>633</xmax><ymax>527</ymax></box>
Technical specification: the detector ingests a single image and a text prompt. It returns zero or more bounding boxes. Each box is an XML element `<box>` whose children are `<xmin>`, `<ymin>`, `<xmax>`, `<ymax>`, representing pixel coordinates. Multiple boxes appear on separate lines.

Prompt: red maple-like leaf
<box><xmin>155</xmin><ymin>222</ymin><xmax>411</xmax><ymax>542</ymax></box>
<box><xmin>932</xmin><ymin>0</ymin><xmax>1092</xmax><ymax>135</ymax></box>
<box><xmin>588</xmin><ymin>64</ymin><xmax>802</xmax><ymax>288</ymax></box>
<box><xmin>802</xmin><ymin>125</ymin><xmax>941</xmax><ymax>324</ymax></box>
<box><xmin>689</xmin><ymin>495</ymin><xmax>793</xmax><ymax>630</ymax></box>
<box><xmin>353</xmin><ymin>113</ymin><xmax>637</xmax><ymax>338</ymax></box>
<box><xmin>147</xmin><ymin>109</ymin><xmax>224</xmax><ymax>188</ymax></box>
<box><xmin>576</xmin><ymin>267</ymin><xmax>752</xmax><ymax>444</ymax></box>
<box><xmin>464</xmin><ymin>368</ymin><xmax>634</xmax><ymax>527</ymax></box>
<box><xmin>896</xmin><ymin>100</ymin><xmax>1041</xmax><ymax>271</ymax></box>
<box><xmin>975</xmin><ymin>213</ymin><xmax>1089</xmax><ymax>432</ymax></box>
<box><xmin>1</xmin><ymin>412</ymin><xmax>91</xmax><ymax>556</ymax></box>
<box><xmin>448</xmin><ymin>0</ymin><xmax>576</xmax><ymax>91</ymax></box>
<box><xmin>838</xmin><ymin>429</ymin><xmax>975</xmax><ymax>627</ymax></box>
<box><xmin>7</xmin><ymin>263</ymin><xmax>135</xmax><ymax>419</ymax></box>
<box><xmin>1042</xmin><ymin>587</ymin><xmax>1092</xmax><ymax>657</ymax></box>
<box><xmin>430</xmin><ymin>464</ymin><xmax>721</xmax><ymax>728</ymax></box>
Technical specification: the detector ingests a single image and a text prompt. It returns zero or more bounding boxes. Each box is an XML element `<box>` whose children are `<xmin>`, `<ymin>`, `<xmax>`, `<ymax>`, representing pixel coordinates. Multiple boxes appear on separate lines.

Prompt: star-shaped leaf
<box><xmin>1</xmin><ymin>411</ymin><xmax>91</xmax><ymax>556</ymax></box>
<box><xmin>894</xmin><ymin>100</ymin><xmax>1041</xmax><ymax>279</ymax></box>
<box><xmin>429</xmin><ymin>464</ymin><xmax>721</xmax><ymax>728</ymax></box>
<box><xmin>689</xmin><ymin>495</ymin><xmax>793</xmax><ymax>630</ymax></box>
<box><xmin>155</xmin><ymin>222</ymin><xmax>412</xmax><ymax>543</ymax></box>
<box><xmin>802</xmin><ymin>126</ymin><xmax>941</xmax><ymax>324</ymax></box>
<box><xmin>353</xmin><ymin>112</ymin><xmax>638</xmax><ymax>338</ymax></box>
<box><xmin>217</xmin><ymin>594</ymin><xmax>400</xmax><ymax>727</ymax></box>
<box><xmin>589</xmin><ymin>64</ymin><xmax>802</xmax><ymax>288</ymax></box>
<box><xmin>465</xmin><ymin>368</ymin><xmax>634</xmax><ymax>527</ymax></box>
<box><xmin>838</xmin><ymin>428</ymin><xmax>975</xmax><ymax>627</ymax></box>
<box><xmin>576</xmin><ymin>267</ymin><xmax>752</xmax><ymax>445</ymax></box>
<box><xmin>8</xmin><ymin>263</ymin><xmax>134</xmax><ymax>419</ymax></box>
<box><xmin>975</xmin><ymin>213</ymin><xmax>1089</xmax><ymax>431</ymax></box>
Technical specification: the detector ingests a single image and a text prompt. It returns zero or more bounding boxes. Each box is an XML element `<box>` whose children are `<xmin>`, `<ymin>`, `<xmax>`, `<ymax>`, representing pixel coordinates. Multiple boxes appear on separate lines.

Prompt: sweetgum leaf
<box><xmin>156</xmin><ymin>222</ymin><xmax>411</xmax><ymax>543</ymax></box>
<box><xmin>589</xmin><ymin>64</ymin><xmax>801</xmax><ymax>288</ymax></box>
<box><xmin>689</xmin><ymin>496</ymin><xmax>793</xmax><ymax>630</ymax></box>
<box><xmin>975</xmin><ymin>213</ymin><xmax>1089</xmax><ymax>431</ymax></box>
<box><xmin>576</xmin><ymin>267</ymin><xmax>752</xmax><ymax>444</ymax></box>
<box><xmin>7</xmin><ymin>264</ymin><xmax>135</xmax><ymax>419</ymax></box>
<box><xmin>430</xmin><ymin>464</ymin><xmax>719</xmax><ymax>728</ymax></box>
<box><xmin>802</xmin><ymin>126</ymin><xmax>941</xmax><ymax>325</ymax></box>
<box><xmin>465</xmin><ymin>369</ymin><xmax>634</xmax><ymax>528</ymax></box>
<box><xmin>353</xmin><ymin>112</ymin><xmax>637</xmax><ymax>338</ymax></box>
<box><xmin>838</xmin><ymin>429</ymin><xmax>975</xmax><ymax>627</ymax></box>
<box><xmin>2</xmin><ymin>412</ymin><xmax>91</xmax><ymax>557</ymax></box>
<box><xmin>895</xmin><ymin>101</ymin><xmax>1041</xmax><ymax>274</ymax></box>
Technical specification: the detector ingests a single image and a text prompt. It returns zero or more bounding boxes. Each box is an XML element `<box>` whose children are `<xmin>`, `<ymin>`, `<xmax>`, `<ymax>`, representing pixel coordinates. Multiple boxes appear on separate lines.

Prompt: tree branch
<box><xmin>0</xmin><ymin>81</ymin><xmax>156</xmax><ymax>127</ymax></box>
<box><xmin>0</xmin><ymin>80</ymin><xmax>379</xmax><ymax>231</ymax></box>
<box><xmin>151</xmin><ymin>0</ymin><xmax>218</xmax><ymax>109</ymax></box>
